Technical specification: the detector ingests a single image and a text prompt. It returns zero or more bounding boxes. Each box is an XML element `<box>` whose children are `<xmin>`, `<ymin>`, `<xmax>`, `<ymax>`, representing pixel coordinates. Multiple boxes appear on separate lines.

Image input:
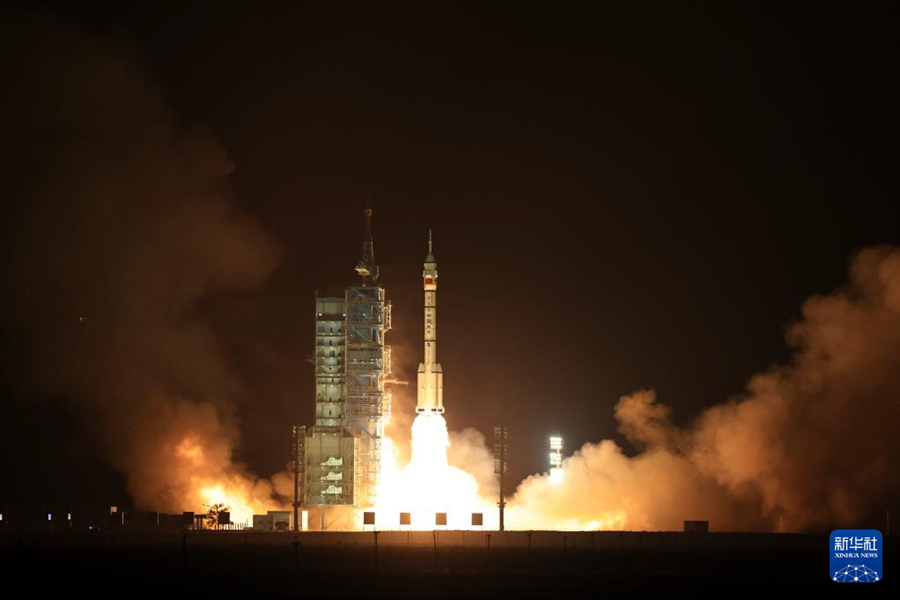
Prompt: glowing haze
<box><xmin>4</xmin><ymin>13</ymin><xmax>898</xmax><ymax>532</ymax></box>
<box><xmin>2</xmin><ymin>13</ymin><xmax>288</xmax><ymax>525</ymax></box>
<box><xmin>377</xmin><ymin>246</ymin><xmax>900</xmax><ymax>532</ymax></box>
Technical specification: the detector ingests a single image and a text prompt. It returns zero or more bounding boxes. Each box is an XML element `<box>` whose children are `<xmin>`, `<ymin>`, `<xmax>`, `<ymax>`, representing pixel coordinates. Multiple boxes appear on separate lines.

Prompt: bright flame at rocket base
<box><xmin>376</xmin><ymin>232</ymin><xmax>490</xmax><ymax>528</ymax></box>
<box><xmin>373</xmin><ymin>232</ymin><xmax>625</xmax><ymax>531</ymax></box>
<box><xmin>177</xmin><ymin>229</ymin><xmax>900</xmax><ymax>534</ymax></box>
<box><xmin>169</xmin><ymin>228</ymin><xmax>632</xmax><ymax>532</ymax></box>
<box><xmin>377</xmin><ymin>413</ymin><xmax>490</xmax><ymax>529</ymax></box>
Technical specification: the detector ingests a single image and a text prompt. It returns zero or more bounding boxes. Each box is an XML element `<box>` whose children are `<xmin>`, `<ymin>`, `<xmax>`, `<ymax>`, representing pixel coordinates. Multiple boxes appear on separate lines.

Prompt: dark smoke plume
<box><xmin>1</xmin><ymin>12</ymin><xmax>282</xmax><ymax>515</ymax></box>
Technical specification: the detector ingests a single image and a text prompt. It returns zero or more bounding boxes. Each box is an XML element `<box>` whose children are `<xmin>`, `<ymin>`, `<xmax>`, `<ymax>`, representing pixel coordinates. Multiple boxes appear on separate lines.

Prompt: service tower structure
<box><xmin>416</xmin><ymin>231</ymin><xmax>444</xmax><ymax>414</ymax></box>
<box><xmin>304</xmin><ymin>207</ymin><xmax>393</xmax><ymax>513</ymax></box>
<box><xmin>344</xmin><ymin>207</ymin><xmax>392</xmax><ymax>508</ymax></box>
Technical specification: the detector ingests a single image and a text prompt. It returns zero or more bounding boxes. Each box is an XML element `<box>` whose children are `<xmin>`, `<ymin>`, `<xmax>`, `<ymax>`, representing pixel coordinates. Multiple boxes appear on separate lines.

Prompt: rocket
<box><xmin>416</xmin><ymin>230</ymin><xmax>444</xmax><ymax>414</ymax></box>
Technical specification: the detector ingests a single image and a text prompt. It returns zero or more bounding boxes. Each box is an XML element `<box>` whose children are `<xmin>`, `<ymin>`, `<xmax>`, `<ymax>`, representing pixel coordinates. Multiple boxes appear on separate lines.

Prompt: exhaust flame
<box><xmin>5</xmin><ymin>14</ymin><xmax>898</xmax><ymax>534</ymax></box>
<box><xmin>377</xmin><ymin>414</ymin><xmax>493</xmax><ymax>529</ymax></box>
<box><xmin>377</xmin><ymin>247</ymin><xmax>900</xmax><ymax>532</ymax></box>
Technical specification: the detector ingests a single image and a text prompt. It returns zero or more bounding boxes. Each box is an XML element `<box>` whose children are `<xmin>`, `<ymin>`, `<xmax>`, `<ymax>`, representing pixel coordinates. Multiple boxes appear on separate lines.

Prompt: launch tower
<box><xmin>303</xmin><ymin>208</ymin><xmax>393</xmax><ymax>511</ymax></box>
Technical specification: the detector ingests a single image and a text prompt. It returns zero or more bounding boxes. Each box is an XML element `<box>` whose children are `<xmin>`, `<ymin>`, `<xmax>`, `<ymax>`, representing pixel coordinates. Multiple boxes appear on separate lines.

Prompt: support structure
<box><xmin>304</xmin><ymin>294</ymin><xmax>356</xmax><ymax>506</ymax></box>
<box><xmin>344</xmin><ymin>281</ymin><xmax>390</xmax><ymax>507</ymax></box>
<box><xmin>344</xmin><ymin>207</ymin><xmax>391</xmax><ymax>507</ymax></box>
<box><xmin>302</xmin><ymin>207</ymin><xmax>394</xmax><ymax>515</ymax></box>
<box><xmin>292</xmin><ymin>425</ymin><xmax>306</xmax><ymax>531</ymax></box>
<box><xmin>494</xmin><ymin>425</ymin><xmax>508</xmax><ymax>532</ymax></box>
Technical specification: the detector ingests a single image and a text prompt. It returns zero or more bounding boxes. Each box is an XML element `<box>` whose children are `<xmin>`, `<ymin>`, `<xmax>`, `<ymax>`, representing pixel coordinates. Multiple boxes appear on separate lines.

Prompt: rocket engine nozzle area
<box><xmin>416</xmin><ymin>362</ymin><xmax>444</xmax><ymax>414</ymax></box>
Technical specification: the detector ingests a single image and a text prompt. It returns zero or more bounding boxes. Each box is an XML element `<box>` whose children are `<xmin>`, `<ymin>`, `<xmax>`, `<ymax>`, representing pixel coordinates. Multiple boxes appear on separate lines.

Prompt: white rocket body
<box><xmin>416</xmin><ymin>234</ymin><xmax>444</xmax><ymax>414</ymax></box>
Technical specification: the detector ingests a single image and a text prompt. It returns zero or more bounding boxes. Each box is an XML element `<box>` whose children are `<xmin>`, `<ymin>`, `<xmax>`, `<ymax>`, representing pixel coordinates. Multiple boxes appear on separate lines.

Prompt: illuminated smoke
<box><xmin>690</xmin><ymin>246</ymin><xmax>900</xmax><ymax>528</ymax></box>
<box><xmin>1</xmin><ymin>13</ymin><xmax>283</xmax><ymax>522</ymax></box>
<box><xmin>506</xmin><ymin>390</ymin><xmax>749</xmax><ymax>531</ymax></box>
<box><xmin>4</xmin><ymin>12</ymin><xmax>898</xmax><ymax>533</ymax></box>
<box><xmin>447</xmin><ymin>427</ymin><xmax>499</xmax><ymax>501</ymax></box>
<box><xmin>507</xmin><ymin>247</ymin><xmax>900</xmax><ymax>531</ymax></box>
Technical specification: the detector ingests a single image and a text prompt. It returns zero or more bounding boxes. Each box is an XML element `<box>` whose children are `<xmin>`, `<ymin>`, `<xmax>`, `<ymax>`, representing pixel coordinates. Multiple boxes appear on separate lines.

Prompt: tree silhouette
<box><xmin>205</xmin><ymin>503</ymin><xmax>231</xmax><ymax>530</ymax></box>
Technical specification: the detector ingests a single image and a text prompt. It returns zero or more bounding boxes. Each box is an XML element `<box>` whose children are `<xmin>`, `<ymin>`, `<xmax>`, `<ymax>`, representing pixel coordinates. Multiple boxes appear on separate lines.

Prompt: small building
<box><xmin>684</xmin><ymin>520</ymin><xmax>709</xmax><ymax>533</ymax></box>
<box><xmin>252</xmin><ymin>514</ymin><xmax>273</xmax><ymax>531</ymax></box>
<box><xmin>269</xmin><ymin>510</ymin><xmax>292</xmax><ymax>531</ymax></box>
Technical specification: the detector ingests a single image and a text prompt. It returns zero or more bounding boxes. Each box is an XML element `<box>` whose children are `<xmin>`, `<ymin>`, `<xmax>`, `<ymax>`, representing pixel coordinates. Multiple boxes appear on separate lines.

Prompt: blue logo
<box><xmin>830</xmin><ymin>529</ymin><xmax>882</xmax><ymax>582</ymax></box>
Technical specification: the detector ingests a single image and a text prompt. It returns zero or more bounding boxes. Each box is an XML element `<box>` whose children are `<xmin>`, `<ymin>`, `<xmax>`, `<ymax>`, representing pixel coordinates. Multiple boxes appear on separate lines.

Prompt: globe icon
<box><xmin>833</xmin><ymin>565</ymin><xmax>879</xmax><ymax>582</ymax></box>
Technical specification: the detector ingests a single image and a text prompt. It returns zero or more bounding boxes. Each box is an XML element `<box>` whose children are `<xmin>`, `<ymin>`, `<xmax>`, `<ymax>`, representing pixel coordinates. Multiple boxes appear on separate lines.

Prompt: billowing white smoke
<box><xmin>463</xmin><ymin>247</ymin><xmax>900</xmax><ymax>531</ymax></box>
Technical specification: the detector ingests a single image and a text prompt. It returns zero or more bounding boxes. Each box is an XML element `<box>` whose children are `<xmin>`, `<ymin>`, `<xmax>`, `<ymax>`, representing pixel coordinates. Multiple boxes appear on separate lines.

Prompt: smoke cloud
<box><xmin>508</xmin><ymin>247</ymin><xmax>900</xmax><ymax>531</ymax></box>
<box><xmin>1</xmin><ymin>13</ymin><xmax>282</xmax><ymax>517</ymax></box>
<box><xmin>448</xmin><ymin>427</ymin><xmax>499</xmax><ymax>500</ymax></box>
<box><xmin>691</xmin><ymin>246</ymin><xmax>900</xmax><ymax>528</ymax></box>
<box><xmin>3</xmin><ymin>11</ymin><xmax>897</xmax><ymax>533</ymax></box>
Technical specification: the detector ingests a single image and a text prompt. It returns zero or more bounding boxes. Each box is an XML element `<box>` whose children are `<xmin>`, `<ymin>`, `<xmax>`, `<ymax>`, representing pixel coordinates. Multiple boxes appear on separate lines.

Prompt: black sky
<box><xmin>2</xmin><ymin>3</ymin><xmax>896</xmax><ymax>516</ymax></box>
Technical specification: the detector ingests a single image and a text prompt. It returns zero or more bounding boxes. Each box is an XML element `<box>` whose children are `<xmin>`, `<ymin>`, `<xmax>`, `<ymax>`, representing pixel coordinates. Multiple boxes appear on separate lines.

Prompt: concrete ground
<box><xmin>1</xmin><ymin>531</ymin><xmax>891</xmax><ymax>596</ymax></box>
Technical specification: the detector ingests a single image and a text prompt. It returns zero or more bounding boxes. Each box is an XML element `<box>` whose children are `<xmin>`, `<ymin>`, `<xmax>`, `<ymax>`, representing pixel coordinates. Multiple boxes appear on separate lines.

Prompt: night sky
<box><xmin>1</xmin><ymin>3</ymin><xmax>896</xmax><ymax>519</ymax></box>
